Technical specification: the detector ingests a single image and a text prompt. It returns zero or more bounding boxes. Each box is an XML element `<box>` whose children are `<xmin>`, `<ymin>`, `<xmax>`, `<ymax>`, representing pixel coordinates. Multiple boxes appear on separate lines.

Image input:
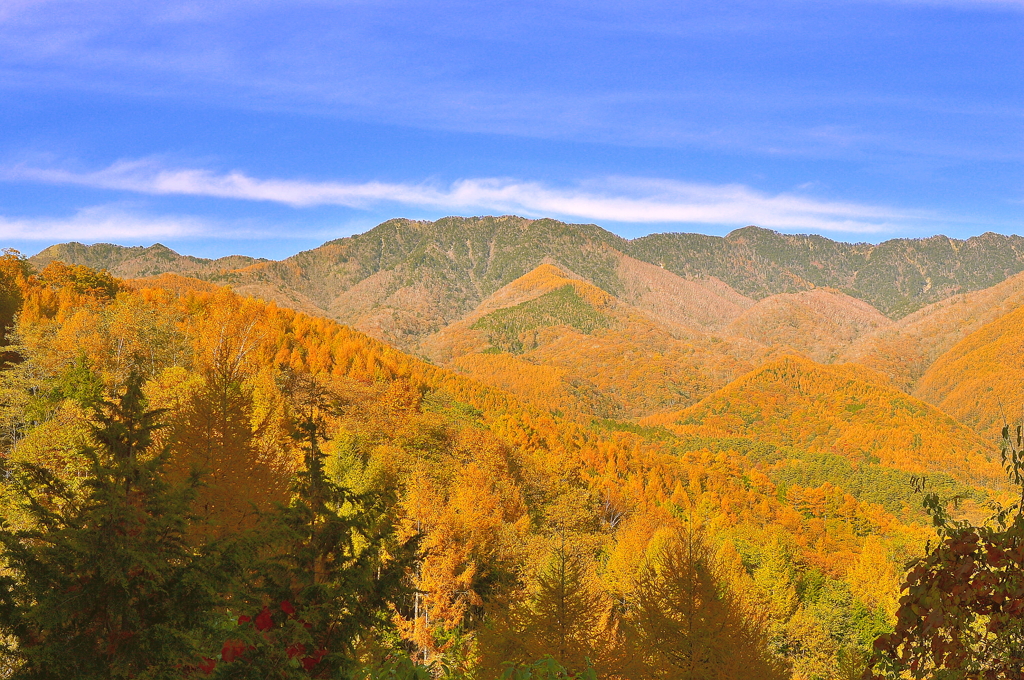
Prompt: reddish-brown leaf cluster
<box><xmin>869</xmin><ymin>523</ymin><xmax>1024</xmax><ymax>679</ymax></box>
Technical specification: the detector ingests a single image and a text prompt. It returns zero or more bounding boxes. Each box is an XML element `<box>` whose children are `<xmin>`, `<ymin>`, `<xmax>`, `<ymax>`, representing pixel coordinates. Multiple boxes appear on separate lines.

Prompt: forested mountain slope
<box><xmin>915</xmin><ymin>303</ymin><xmax>1024</xmax><ymax>439</ymax></box>
<box><xmin>630</xmin><ymin>227</ymin><xmax>1024</xmax><ymax>317</ymax></box>
<box><xmin>724</xmin><ymin>288</ymin><xmax>891</xmax><ymax>363</ymax></box>
<box><xmin>419</xmin><ymin>263</ymin><xmax>920</xmax><ymax>424</ymax></box>
<box><xmin>0</xmin><ymin>255</ymin><xmax>968</xmax><ymax>677</ymax></box>
<box><xmin>839</xmin><ymin>270</ymin><xmax>1024</xmax><ymax>391</ymax></box>
<box><xmin>610</xmin><ymin>250</ymin><xmax>754</xmax><ymax>332</ymax></box>
<box><xmin>31</xmin><ymin>217</ymin><xmax>1024</xmax><ymax>350</ymax></box>
<box><xmin>422</xmin><ymin>263</ymin><xmax>768</xmax><ymax>418</ymax></box>
<box><xmin>31</xmin><ymin>241</ymin><xmax>265</xmax><ymax>278</ymax></box>
<box><xmin>642</xmin><ymin>355</ymin><xmax>1002</xmax><ymax>487</ymax></box>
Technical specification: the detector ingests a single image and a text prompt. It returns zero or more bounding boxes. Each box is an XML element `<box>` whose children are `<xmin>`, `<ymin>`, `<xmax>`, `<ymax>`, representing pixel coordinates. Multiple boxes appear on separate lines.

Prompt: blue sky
<box><xmin>0</xmin><ymin>0</ymin><xmax>1021</xmax><ymax>259</ymax></box>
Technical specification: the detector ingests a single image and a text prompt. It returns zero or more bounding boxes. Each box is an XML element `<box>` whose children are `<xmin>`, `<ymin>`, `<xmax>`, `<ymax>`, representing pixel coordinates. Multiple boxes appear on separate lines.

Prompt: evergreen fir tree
<box><xmin>0</xmin><ymin>374</ymin><xmax>239</xmax><ymax>679</ymax></box>
<box><xmin>215</xmin><ymin>372</ymin><xmax>415</xmax><ymax>678</ymax></box>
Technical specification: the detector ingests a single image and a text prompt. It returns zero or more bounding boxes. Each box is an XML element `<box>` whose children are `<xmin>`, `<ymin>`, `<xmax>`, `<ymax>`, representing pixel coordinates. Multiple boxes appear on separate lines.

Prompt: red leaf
<box><xmin>301</xmin><ymin>648</ymin><xmax>327</xmax><ymax>670</ymax></box>
<box><xmin>221</xmin><ymin>639</ymin><xmax>247</xmax><ymax>663</ymax></box>
<box><xmin>280</xmin><ymin>600</ymin><xmax>296</xmax><ymax>616</ymax></box>
<box><xmin>237</xmin><ymin>614</ymin><xmax>252</xmax><ymax>625</ymax></box>
<box><xmin>199</xmin><ymin>657</ymin><xmax>216</xmax><ymax>675</ymax></box>
<box><xmin>254</xmin><ymin>606</ymin><xmax>273</xmax><ymax>632</ymax></box>
<box><xmin>986</xmin><ymin>545</ymin><xmax>1007</xmax><ymax>566</ymax></box>
<box><xmin>287</xmin><ymin>643</ymin><xmax>306</xmax><ymax>660</ymax></box>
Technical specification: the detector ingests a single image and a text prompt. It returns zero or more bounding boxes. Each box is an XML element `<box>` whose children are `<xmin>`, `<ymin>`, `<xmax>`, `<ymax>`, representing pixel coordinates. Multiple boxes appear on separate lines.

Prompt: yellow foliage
<box><xmin>846</xmin><ymin>536</ymin><xmax>900</xmax><ymax>620</ymax></box>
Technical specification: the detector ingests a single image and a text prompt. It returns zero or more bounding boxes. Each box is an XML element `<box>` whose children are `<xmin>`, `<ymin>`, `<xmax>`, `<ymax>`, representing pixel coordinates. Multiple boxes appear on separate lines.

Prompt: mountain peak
<box><xmin>725</xmin><ymin>225</ymin><xmax>776</xmax><ymax>239</ymax></box>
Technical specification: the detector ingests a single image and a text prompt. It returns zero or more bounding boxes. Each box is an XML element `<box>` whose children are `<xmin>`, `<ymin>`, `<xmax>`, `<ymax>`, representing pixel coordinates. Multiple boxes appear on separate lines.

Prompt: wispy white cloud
<box><xmin>5</xmin><ymin>159</ymin><xmax>925</xmax><ymax>234</ymax></box>
<box><xmin>0</xmin><ymin>204</ymin><xmax>213</xmax><ymax>241</ymax></box>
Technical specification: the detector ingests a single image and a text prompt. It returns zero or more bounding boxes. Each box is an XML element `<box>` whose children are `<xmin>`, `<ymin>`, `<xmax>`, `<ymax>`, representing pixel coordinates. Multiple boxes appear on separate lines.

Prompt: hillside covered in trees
<box><xmin>7</xmin><ymin>217</ymin><xmax>1024</xmax><ymax>678</ymax></box>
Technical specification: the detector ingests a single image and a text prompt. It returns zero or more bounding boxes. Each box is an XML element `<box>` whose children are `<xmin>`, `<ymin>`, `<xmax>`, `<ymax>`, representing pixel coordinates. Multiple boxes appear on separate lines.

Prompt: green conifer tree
<box><xmin>214</xmin><ymin>372</ymin><xmax>415</xmax><ymax>678</ymax></box>
<box><xmin>0</xmin><ymin>374</ymin><xmax>239</xmax><ymax>679</ymax></box>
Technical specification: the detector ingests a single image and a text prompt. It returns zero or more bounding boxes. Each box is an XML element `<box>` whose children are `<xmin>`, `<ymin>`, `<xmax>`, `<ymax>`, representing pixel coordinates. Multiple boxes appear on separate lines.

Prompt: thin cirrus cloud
<box><xmin>8</xmin><ymin>159</ymin><xmax>924</xmax><ymax>235</ymax></box>
<box><xmin>0</xmin><ymin>205</ymin><xmax>212</xmax><ymax>241</ymax></box>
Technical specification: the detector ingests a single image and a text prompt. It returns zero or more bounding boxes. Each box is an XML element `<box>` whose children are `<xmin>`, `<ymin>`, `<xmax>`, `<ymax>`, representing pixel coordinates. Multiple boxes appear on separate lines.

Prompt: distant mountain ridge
<box><xmin>28</xmin><ymin>216</ymin><xmax>1024</xmax><ymax>349</ymax></box>
<box><xmin>630</xmin><ymin>227</ymin><xmax>1024</xmax><ymax>317</ymax></box>
<box><xmin>31</xmin><ymin>241</ymin><xmax>267</xmax><ymax>279</ymax></box>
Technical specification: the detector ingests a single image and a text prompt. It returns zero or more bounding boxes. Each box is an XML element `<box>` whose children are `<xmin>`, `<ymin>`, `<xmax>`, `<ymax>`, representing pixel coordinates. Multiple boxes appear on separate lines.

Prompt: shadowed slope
<box><xmin>725</xmin><ymin>288</ymin><xmax>890</xmax><ymax>363</ymax></box>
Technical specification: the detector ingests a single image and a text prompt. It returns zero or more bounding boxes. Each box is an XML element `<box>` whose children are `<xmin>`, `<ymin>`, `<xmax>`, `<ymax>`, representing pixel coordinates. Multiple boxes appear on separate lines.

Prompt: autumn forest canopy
<box><xmin>6</xmin><ymin>217</ymin><xmax>1024</xmax><ymax>678</ymax></box>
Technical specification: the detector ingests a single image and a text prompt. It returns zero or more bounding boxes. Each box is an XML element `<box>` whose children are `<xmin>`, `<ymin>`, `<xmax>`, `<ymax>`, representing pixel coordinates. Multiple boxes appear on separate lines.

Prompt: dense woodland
<box><xmin>3</xmin><ymin>225</ymin><xmax>1024</xmax><ymax>679</ymax></box>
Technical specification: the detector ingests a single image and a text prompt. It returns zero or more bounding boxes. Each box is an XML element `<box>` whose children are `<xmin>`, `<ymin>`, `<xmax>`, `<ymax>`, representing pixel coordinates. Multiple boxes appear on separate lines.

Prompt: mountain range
<box><xmin>31</xmin><ymin>216</ymin><xmax>1024</xmax><ymax>432</ymax></box>
<box><xmin>32</xmin><ymin>216</ymin><xmax>1024</xmax><ymax>348</ymax></box>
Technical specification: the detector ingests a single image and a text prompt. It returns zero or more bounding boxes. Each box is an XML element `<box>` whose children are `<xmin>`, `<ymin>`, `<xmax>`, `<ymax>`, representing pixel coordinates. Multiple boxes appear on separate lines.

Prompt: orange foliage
<box><xmin>841</xmin><ymin>269</ymin><xmax>1024</xmax><ymax>391</ymax></box>
<box><xmin>425</xmin><ymin>264</ymin><xmax>767</xmax><ymax>418</ymax></box>
<box><xmin>725</xmin><ymin>288</ymin><xmax>891</xmax><ymax>363</ymax></box>
<box><xmin>916</xmin><ymin>302</ymin><xmax>1024</xmax><ymax>439</ymax></box>
<box><xmin>644</xmin><ymin>355</ymin><xmax>1002</xmax><ymax>487</ymax></box>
